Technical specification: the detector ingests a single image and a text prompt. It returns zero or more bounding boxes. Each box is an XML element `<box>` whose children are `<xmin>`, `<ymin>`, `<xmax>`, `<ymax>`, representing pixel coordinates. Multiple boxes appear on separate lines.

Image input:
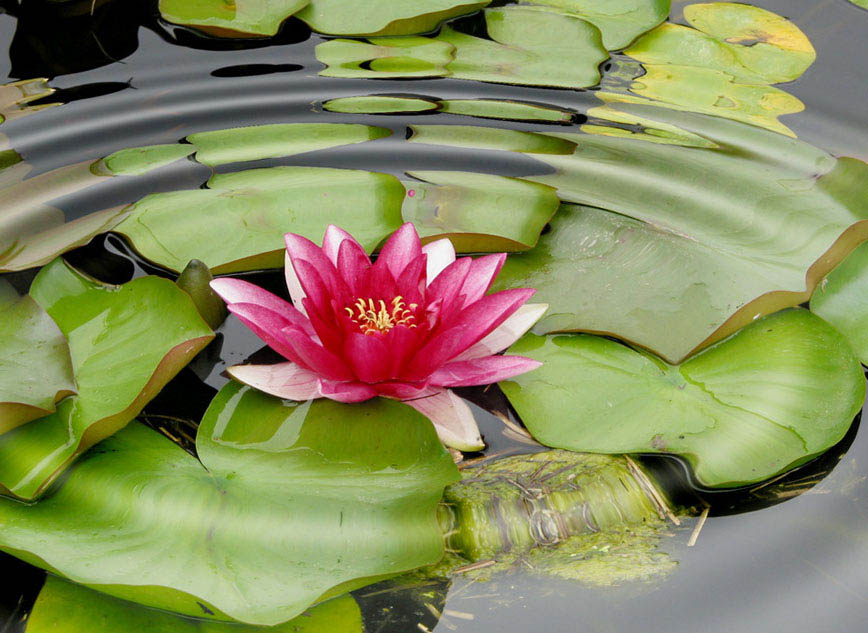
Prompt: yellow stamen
<box><xmin>344</xmin><ymin>295</ymin><xmax>418</xmax><ymax>335</ymax></box>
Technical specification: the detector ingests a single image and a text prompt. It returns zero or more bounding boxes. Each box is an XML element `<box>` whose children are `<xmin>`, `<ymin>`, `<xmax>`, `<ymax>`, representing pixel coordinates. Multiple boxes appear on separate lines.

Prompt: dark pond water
<box><xmin>1</xmin><ymin>0</ymin><xmax>868</xmax><ymax>631</ymax></box>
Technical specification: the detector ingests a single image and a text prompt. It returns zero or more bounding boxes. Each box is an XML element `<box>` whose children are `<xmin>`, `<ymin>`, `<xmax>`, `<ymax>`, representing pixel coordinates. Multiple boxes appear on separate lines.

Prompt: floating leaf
<box><xmin>0</xmin><ymin>287</ymin><xmax>76</xmax><ymax>434</ymax></box>
<box><xmin>849</xmin><ymin>0</ymin><xmax>868</xmax><ymax>9</ymax></box>
<box><xmin>500</xmin><ymin>107</ymin><xmax>868</xmax><ymax>362</ymax></box>
<box><xmin>811</xmin><ymin>240</ymin><xmax>868</xmax><ymax>365</ymax></box>
<box><xmin>176</xmin><ymin>259</ymin><xmax>228</xmax><ymax>330</ymax></box>
<box><xmin>0</xmin><ymin>259</ymin><xmax>213</xmax><ymax>500</ymax></box>
<box><xmin>520</xmin><ymin>0</ymin><xmax>670</xmax><ymax>50</ymax></box>
<box><xmin>28</xmin><ymin>577</ymin><xmax>364</xmax><ymax>633</ymax></box>
<box><xmin>583</xmin><ymin>99</ymin><xmax>718</xmax><ymax>147</ymax></box>
<box><xmin>187</xmin><ymin>124</ymin><xmax>390</xmax><ymax>167</ymax></box>
<box><xmin>323</xmin><ymin>95</ymin><xmax>438</xmax><ymax>114</ymax></box>
<box><xmin>438</xmin><ymin>99</ymin><xmax>574</xmax><ymax>122</ymax></box>
<box><xmin>437</xmin><ymin>6</ymin><xmax>608</xmax><ymax>89</ymax></box>
<box><xmin>408</xmin><ymin>124</ymin><xmax>576</xmax><ymax>154</ymax></box>
<box><xmin>159</xmin><ymin>0</ymin><xmax>310</xmax><ymax>37</ymax></box>
<box><xmin>297</xmin><ymin>0</ymin><xmax>490</xmax><ymax>35</ymax></box>
<box><xmin>0</xmin><ymin>383</ymin><xmax>459</xmax><ymax>624</ymax></box>
<box><xmin>114</xmin><ymin>166</ymin><xmax>406</xmax><ymax>273</ymax></box>
<box><xmin>501</xmin><ymin>309</ymin><xmax>865</xmax><ymax>488</ymax></box>
<box><xmin>625</xmin><ymin>3</ymin><xmax>815</xmax><ymax>84</ymax></box>
<box><xmin>401</xmin><ymin>170</ymin><xmax>559</xmax><ymax>251</ymax></box>
<box><xmin>0</xmin><ymin>144</ymin><xmax>195</xmax><ymax>272</ymax></box>
<box><xmin>316</xmin><ymin>37</ymin><xmax>454</xmax><ymax>79</ymax></box>
<box><xmin>613</xmin><ymin>63</ymin><xmax>805</xmax><ymax>136</ymax></box>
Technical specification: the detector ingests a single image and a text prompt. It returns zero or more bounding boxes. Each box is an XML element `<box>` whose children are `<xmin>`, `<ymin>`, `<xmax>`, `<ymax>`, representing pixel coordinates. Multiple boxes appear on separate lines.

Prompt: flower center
<box><xmin>344</xmin><ymin>296</ymin><xmax>418</xmax><ymax>335</ymax></box>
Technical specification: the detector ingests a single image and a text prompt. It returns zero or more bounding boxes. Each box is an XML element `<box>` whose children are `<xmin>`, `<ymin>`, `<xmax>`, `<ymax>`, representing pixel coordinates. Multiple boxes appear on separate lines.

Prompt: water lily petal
<box><xmin>321</xmin><ymin>224</ymin><xmax>361</xmax><ymax>266</ymax></box>
<box><xmin>336</xmin><ymin>238</ymin><xmax>371</xmax><ymax>295</ymax></box>
<box><xmin>318</xmin><ymin>379</ymin><xmax>378</xmax><ymax>403</ymax></box>
<box><xmin>344</xmin><ymin>332</ymin><xmax>392</xmax><ymax>383</ymax></box>
<box><xmin>284</xmin><ymin>233</ymin><xmax>349</xmax><ymax>303</ymax></box>
<box><xmin>403</xmin><ymin>389</ymin><xmax>484</xmax><ymax>451</ymax></box>
<box><xmin>210</xmin><ymin>278</ymin><xmax>290</xmax><ymax>314</ymax></box>
<box><xmin>409</xmin><ymin>288</ymin><xmax>536</xmax><ymax>378</ymax></box>
<box><xmin>428</xmin><ymin>355</ymin><xmax>542</xmax><ymax>387</ymax></box>
<box><xmin>281</xmin><ymin>325</ymin><xmax>354</xmax><ymax>381</ymax></box>
<box><xmin>459</xmin><ymin>253</ymin><xmax>507</xmax><ymax>309</ymax></box>
<box><xmin>227</xmin><ymin>362</ymin><xmax>320</xmax><ymax>401</ymax></box>
<box><xmin>394</xmin><ymin>254</ymin><xmax>427</xmax><ymax>307</ymax></box>
<box><xmin>284</xmin><ymin>251</ymin><xmax>307</xmax><ymax>315</ymax></box>
<box><xmin>374</xmin><ymin>380</ymin><xmax>430</xmax><ymax>399</ymax></box>
<box><xmin>227</xmin><ymin>302</ymin><xmax>314</xmax><ymax>364</ymax></box>
<box><xmin>452</xmin><ymin>303</ymin><xmax>549</xmax><ymax>360</ymax></box>
<box><xmin>426</xmin><ymin>256</ymin><xmax>472</xmax><ymax>318</ymax></box>
<box><xmin>422</xmin><ymin>238</ymin><xmax>455</xmax><ymax>284</ymax></box>
<box><xmin>293</xmin><ymin>258</ymin><xmax>345</xmax><ymax>319</ymax></box>
<box><xmin>376</xmin><ymin>222</ymin><xmax>423</xmax><ymax>279</ymax></box>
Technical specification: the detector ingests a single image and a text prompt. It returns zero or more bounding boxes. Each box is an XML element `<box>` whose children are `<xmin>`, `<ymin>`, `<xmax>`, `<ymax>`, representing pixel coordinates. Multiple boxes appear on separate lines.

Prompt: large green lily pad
<box><xmin>401</xmin><ymin>170</ymin><xmax>559</xmax><ymax>251</ymax></box>
<box><xmin>0</xmin><ymin>259</ymin><xmax>213</xmax><ymax>500</ymax></box>
<box><xmin>438</xmin><ymin>99</ymin><xmax>575</xmax><ymax>123</ymax></box>
<box><xmin>499</xmin><ymin>107</ymin><xmax>868</xmax><ymax>362</ymax></box>
<box><xmin>114</xmin><ymin>166</ymin><xmax>406</xmax><ymax>273</ymax></box>
<box><xmin>437</xmin><ymin>6</ymin><xmax>608</xmax><ymax>89</ymax></box>
<box><xmin>625</xmin><ymin>3</ymin><xmax>816</xmax><ymax>84</ymax></box>
<box><xmin>28</xmin><ymin>577</ymin><xmax>363</xmax><ymax>633</ymax></box>
<box><xmin>520</xmin><ymin>0</ymin><xmax>670</xmax><ymax>50</ymax></box>
<box><xmin>159</xmin><ymin>0</ymin><xmax>310</xmax><ymax>38</ymax></box>
<box><xmin>187</xmin><ymin>124</ymin><xmax>391</xmax><ymax>167</ymax></box>
<box><xmin>811</xmin><ymin>241</ymin><xmax>868</xmax><ymax>365</ymax></box>
<box><xmin>500</xmin><ymin>309</ymin><xmax>865</xmax><ymax>488</ymax></box>
<box><xmin>297</xmin><ymin>0</ymin><xmax>490</xmax><ymax>35</ymax></box>
<box><xmin>0</xmin><ymin>285</ymin><xmax>75</xmax><ymax>434</ymax></box>
<box><xmin>0</xmin><ymin>383</ymin><xmax>458</xmax><ymax>625</ymax></box>
<box><xmin>408</xmin><ymin>124</ymin><xmax>576</xmax><ymax>154</ymax></box>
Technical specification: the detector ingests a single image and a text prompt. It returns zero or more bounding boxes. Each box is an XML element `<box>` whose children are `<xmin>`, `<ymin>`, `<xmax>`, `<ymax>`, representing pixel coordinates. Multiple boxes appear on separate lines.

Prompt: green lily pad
<box><xmin>114</xmin><ymin>166</ymin><xmax>406</xmax><ymax>273</ymax></box>
<box><xmin>625</xmin><ymin>3</ymin><xmax>816</xmax><ymax>84</ymax></box>
<box><xmin>323</xmin><ymin>96</ymin><xmax>438</xmax><ymax>114</ymax></box>
<box><xmin>0</xmin><ymin>259</ymin><xmax>213</xmax><ymax>500</ymax></box>
<box><xmin>28</xmin><ymin>577</ymin><xmax>363</xmax><ymax>633</ymax></box>
<box><xmin>437</xmin><ymin>6</ymin><xmax>608</xmax><ymax>89</ymax></box>
<box><xmin>408</xmin><ymin>124</ymin><xmax>576</xmax><ymax>154</ymax></box>
<box><xmin>0</xmin><ymin>287</ymin><xmax>76</xmax><ymax>434</ymax></box>
<box><xmin>297</xmin><ymin>0</ymin><xmax>490</xmax><ymax>36</ymax></box>
<box><xmin>159</xmin><ymin>0</ymin><xmax>310</xmax><ymax>38</ymax></box>
<box><xmin>0</xmin><ymin>144</ymin><xmax>195</xmax><ymax>272</ymax></box>
<box><xmin>504</xmin><ymin>107</ymin><xmax>868</xmax><ymax>362</ymax></box>
<box><xmin>811</xmin><ymin>240</ymin><xmax>868</xmax><ymax>364</ymax></box>
<box><xmin>501</xmin><ymin>309</ymin><xmax>865</xmax><ymax>488</ymax></box>
<box><xmin>401</xmin><ymin>170</ymin><xmax>559</xmax><ymax>251</ymax></box>
<box><xmin>614</xmin><ymin>62</ymin><xmax>805</xmax><ymax>136</ymax></box>
<box><xmin>187</xmin><ymin>124</ymin><xmax>390</xmax><ymax>167</ymax></box>
<box><xmin>0</xmin><ymin>383</ymin><xmax>458</xmax><ymax>624</ymax></box>
<box><xmin>520</xmin><ymin>0</ymin><xmax>670</xmax><ymax>50</ymax></box>
<box><xmin>438</xmin><ymin>99</ymin><xmax>574</xmax><ymax>122</ymax></box>
<box><xmin>316</xmin><ymin>37</ymin><xmax>454</xmax><ymax>79</ymax></box>
<box><xmin>849</xmin><ymin>0</ymin><xmax>868</xmax><ymax>9</ymax></box>
<box><xmin>583</xmin><ymin>100</ymin><xmax>718</xmax><ymax>147</ymax></box>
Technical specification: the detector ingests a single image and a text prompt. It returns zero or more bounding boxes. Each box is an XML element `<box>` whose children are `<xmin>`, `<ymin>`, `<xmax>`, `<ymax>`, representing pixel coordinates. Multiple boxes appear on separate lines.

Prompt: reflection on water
<box><xmin>0</xmin><ymin>0</ymin><xmax>867</xmax><ymax>631</ymax></box>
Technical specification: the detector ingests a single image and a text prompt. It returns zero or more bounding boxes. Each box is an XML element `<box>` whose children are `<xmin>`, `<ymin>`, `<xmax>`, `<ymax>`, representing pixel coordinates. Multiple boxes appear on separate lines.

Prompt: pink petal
<box><xmin>227</xmin><ymin>302</ymin><xmax>313</xmax><ymax>364</ymax></box>
<box><xmin>422</xmin><ymin>238</ymin><xmax>455</xmax><ymax>284</ymax></box>
<box><xmin>318</xmin><ymin>379</ymin><xmax>378</xmax><ymax>403</ymax></box>
<box><xmin>452</xmin><ymin>303</ymin><xmax>548</xmax><ymax>361</ymax></box>
<box><xmin>376</xmin><ymin>222</ymin><xmax>422</xmax><ymax>279</ymax></box>
<box><xmin>281</xmin><ymin>325</ymin><xmax>354</xmax><ymax>381</ymax></box>
<box><xmin>284</xmin><ymin>251</ymin><xmax>307</xmax><ymax>315</ymax></box>
<box><xmin>322</xmin><ymin>224</ymin><xmax>361</xmax><ymax>266</ymax></box>
<box><xmin>428</xmin><ymin>355</ymin><xmax>542</xmax><ymax>387</ymax></box>
<box><xmin>407</xmin><ymin>288</ymin><xmax>535</xmax><ymax>379</ymax></box>
<box><xmin>394</xmin><ymin>255</ymin><xmax>426</xmax><ymax>306</ymax></box>
<box><xmin>403</xmin><ymin>389</ymin><xmax>484</xmax><ymax>451</ymax></box>
<box><xmin>343</xmin><ymin>332</ymin><xmax>392</xmax><ymax>383</ymax></box>
<box><xmin>293</xmin><ymin>258</ymin><xmax>347</xmax><ymax>318</ymax></box>
<box><xmin>374</xmin><ymin>381</ymin><xmax>430</xmax><ymax>399</ymax></box>
<box><xmin>458</xmin><ymin>253</ymin><xmax>507</xmax><ymax>309</ymax></box>
<box><xmin>284</xmin><ymin>232</ymin><xmax>349</xmax><ymax>304</ymax></box>
<box><xmin>337</xmin><ymin>238</ymin><xmax>371</xmax><ymax>295</ymax></box>
<box><xmin>425</xmin><ymin>256</ymin><xmax>472</xmax><ymax>319</ymax></box>
<box><xmin>227</xmin><ymin>362</ymin><xmax>320</xmax><ymax>401</ymax></box>
<box><xmin>211</xmin><ymin>278</ymin><xmax>316</xmax><ymax>339</ymax></box>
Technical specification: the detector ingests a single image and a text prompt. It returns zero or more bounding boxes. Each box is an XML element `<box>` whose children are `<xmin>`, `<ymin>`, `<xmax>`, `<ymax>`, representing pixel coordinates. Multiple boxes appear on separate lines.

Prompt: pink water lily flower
<box><xmin>210</xmin><ymin>223</ymin><xmax>546</xmax><ymax>451</ymax></box>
